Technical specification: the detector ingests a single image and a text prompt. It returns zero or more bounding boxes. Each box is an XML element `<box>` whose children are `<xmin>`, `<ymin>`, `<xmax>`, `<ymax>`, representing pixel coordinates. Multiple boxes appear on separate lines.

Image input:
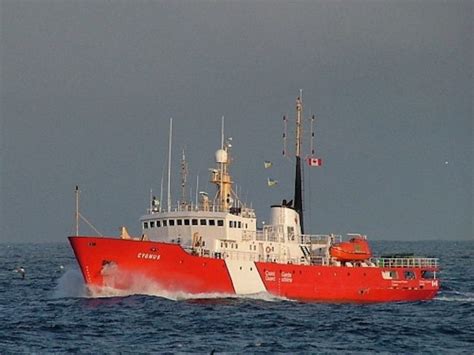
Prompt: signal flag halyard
<box><xmin>307</xmin><ymin>157</ymin><xmax>323</xmax><ymax>167</ymax></box>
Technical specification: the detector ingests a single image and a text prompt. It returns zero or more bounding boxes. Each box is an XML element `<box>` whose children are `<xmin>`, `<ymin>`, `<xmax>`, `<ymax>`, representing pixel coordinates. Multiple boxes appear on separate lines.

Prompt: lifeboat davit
<box><xmin>330</xmin><ymin>236</ymin><xmax>372</xmax><ymax>261</ymax></box>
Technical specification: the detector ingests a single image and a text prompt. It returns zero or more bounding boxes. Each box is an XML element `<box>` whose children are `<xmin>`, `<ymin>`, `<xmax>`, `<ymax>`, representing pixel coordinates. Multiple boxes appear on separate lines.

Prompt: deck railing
<box><xmin>373</xmin><ymin>257</ymin><xmax>438</xmax><ymax>268</ymax></box>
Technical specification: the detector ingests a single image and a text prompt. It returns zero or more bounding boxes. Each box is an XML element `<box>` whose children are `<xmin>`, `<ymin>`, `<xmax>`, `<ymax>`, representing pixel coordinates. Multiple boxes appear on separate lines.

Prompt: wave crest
<box><xmin>53</xmin><ymin>266</ymin><xmax>287</xmax><ymax>302</ymax></box>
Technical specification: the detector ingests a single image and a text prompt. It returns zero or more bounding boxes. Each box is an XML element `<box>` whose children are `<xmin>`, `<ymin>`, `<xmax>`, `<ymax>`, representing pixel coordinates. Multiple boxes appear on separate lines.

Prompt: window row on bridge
<box><xmin>143</xmin><ymin>218</ymin><xmax>225</xmax><ymax>229</ymax></box>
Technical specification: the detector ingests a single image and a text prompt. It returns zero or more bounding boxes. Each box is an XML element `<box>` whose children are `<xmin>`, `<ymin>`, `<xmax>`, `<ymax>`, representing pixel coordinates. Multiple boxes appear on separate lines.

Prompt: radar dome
<box><xmin>215</xmin><ymin>149</ymin><xmax>228</xmax><ymax>163</ymax></box>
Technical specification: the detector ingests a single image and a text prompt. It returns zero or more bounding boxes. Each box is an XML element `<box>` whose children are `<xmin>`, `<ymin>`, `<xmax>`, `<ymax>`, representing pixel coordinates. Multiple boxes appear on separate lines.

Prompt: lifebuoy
<box><xmin>266</xmin><ymin>246</ymin><xmax>271</xmax><ymax>253</ymax></box>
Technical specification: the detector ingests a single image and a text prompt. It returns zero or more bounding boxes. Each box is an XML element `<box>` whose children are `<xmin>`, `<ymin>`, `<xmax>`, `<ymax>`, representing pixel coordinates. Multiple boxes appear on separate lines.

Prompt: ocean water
<box><xmin>0</xmin><ymin>240</ymin><xmax>472</xmax><ymax>353</ymax></box>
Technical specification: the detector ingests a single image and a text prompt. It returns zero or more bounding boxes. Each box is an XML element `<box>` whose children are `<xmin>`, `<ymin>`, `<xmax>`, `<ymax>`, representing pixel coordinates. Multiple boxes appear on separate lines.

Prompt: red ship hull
<box><xmin>69</xmin><ymin>236</ymin><xmax>439</xmax><ymax>302</ymax></box>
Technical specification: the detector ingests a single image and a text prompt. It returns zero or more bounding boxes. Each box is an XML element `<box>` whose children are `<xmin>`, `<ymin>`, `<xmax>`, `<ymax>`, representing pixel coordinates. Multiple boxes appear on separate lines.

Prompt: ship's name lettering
<box><xmin>137</xmin><ymin>252</ymin><xmax>161</xmax><ymax>260</ymax></box>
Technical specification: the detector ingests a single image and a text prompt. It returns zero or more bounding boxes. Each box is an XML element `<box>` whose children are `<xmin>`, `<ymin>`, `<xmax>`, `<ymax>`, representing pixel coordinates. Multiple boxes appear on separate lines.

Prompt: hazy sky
<box><xmin>1</xmin><ymin>0</ymin><xmax>472</xmax><ymax>242</ymax></box>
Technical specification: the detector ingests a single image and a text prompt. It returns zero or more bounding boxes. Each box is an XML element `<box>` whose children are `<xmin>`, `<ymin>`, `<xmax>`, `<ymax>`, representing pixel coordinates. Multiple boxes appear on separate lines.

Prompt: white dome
<box><xmin>215</xmin><ymin>149</ymin><xmax>228</xmax><ymax>163</ymax></box>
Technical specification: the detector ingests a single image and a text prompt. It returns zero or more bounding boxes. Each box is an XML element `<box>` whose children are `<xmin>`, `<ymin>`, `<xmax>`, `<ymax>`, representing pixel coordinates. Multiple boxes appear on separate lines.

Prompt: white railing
<box><xmin>374</xmin><ymin>257</ymin><xmax>438</xmax><ymax>268</ymax></box>
<box><xmin>301</xmin><ymin>234</ymin><xmax>342</xmax><ymax>244</ymax></box>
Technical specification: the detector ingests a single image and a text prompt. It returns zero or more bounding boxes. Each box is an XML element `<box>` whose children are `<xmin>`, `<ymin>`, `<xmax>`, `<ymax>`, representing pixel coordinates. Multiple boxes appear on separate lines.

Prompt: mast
<box><xmin>167</xmin><ymin>118</ymin><xmax>172</xmax><ymax>212</ymax></box>
<box><xmin>210</xmin><ymin>117</ymin><xmax>233</xmax><ymax>211</ymax></box>
<box><xmin>294</xmin><ymin>92</ymin><xmax>304</xmax><ymax>233</ymax></box>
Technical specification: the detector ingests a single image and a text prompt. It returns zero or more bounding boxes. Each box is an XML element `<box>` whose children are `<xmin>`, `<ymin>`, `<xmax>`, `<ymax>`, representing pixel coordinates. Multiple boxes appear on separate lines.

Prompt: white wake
<box><xmin>52</xmin><ymin>265</ymin><xmax>287</xmax><ymax>302</ymax></box>
<box><xmin>434</xmin><ymin>291</ymin><xmax>474</xmax><ymax>303</ymax></box>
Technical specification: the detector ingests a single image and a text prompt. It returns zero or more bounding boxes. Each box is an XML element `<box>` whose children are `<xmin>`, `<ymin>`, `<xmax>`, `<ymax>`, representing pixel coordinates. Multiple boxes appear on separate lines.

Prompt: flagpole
<box><xmin>75</xmin><ymin>185</ymin><xmax>79</xmax><ymax>236</ymax></box>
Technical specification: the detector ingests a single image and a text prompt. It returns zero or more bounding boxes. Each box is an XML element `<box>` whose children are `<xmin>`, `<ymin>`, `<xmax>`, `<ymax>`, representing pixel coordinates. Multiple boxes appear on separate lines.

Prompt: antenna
<box><xmin>149</xmin><ymin>188</ymin><xmax>153</xmax><ymax>212</ymax></box>
<box><xmin>167</xmin><ymin>118</ymin><xmax>172</xmax><ymax>212</ymax></box>
<box><xmin>195</xmin><ymin>174</ymin><xmax>199</xmax><ymax>207</ymax></box>
<box><xmin>221</xmin><ymin>116</ymin><xmax>225</xmax><ymax>149</ymax></box>
<box><xmin>160</xmin><ymin>169</ymin><xmax>164</xmax><ymax>212</ymax></box>
<box><xmin>310</xmin><ymin>114</ymin><xmax>315</xmax><ymax>155</ymax></box>
<box><xmin>282</xmin><ymin>115</ymin><xmax>287</xmax><ymax>156</ymax></box>
<box><xmin>180</xmin><ymin>147</ymin><xmax>188</xmax><ymax>206</ymax></box>
<box><xmin>295</xmin><ymin>95</ymin><xmax>303</xmax><ymax>158</ymax></box>
<box><xmin>220</xmin><ymin>117</ymin><xmax>225</xmax><ymax>209</ymax></box>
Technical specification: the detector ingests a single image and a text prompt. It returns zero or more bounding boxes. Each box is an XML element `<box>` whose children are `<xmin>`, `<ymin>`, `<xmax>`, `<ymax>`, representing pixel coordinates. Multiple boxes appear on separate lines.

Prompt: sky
<box><xmin>1</xmin><ymin>0</ymin><xmax>472</xmax><ymax>242</ymax></box>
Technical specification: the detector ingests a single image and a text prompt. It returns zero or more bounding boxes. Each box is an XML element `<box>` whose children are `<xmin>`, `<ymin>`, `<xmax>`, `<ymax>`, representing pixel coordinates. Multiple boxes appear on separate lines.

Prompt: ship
<box><xmin>69</xmin><ymin>95</ymin><xmax>439</xmax><ymax>302</ymax></box>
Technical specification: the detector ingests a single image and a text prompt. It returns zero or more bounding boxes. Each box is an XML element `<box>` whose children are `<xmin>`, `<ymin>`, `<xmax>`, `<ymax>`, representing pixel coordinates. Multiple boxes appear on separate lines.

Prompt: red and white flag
<box><xmin>307</xmin><ymin>157</ymin><xmax>322</xmax><ymax>167</ymax></box>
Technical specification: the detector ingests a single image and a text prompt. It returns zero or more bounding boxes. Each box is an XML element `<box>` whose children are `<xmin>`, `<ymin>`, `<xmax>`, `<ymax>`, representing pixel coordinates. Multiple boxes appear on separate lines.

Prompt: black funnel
<box><xmin>294</xmin><ymin>156</ymin><xmax>304</xmax><ymax>233</ymax></box>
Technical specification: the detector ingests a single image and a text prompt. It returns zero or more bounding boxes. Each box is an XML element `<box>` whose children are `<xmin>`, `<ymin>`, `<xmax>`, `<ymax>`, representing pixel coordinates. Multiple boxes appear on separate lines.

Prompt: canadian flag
<box><xmin>307</xmin><ymin>157</ymin><xmax>323</xmax><ymax>167</ymax></box>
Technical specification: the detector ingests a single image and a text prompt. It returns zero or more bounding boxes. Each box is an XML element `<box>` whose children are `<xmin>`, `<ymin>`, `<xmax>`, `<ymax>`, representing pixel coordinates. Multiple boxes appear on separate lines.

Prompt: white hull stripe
<box><xmin>225</xmin><ymin>260</ymin><xmax>266</xmax><ymax>294</ymax></box>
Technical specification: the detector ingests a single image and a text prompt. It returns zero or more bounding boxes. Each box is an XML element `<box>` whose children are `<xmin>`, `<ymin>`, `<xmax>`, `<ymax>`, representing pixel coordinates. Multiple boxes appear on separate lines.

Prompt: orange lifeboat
<box><xmin>330</xmin><ymin>236</ymin><xmax>372</xmax><ymax>261</ymax></box>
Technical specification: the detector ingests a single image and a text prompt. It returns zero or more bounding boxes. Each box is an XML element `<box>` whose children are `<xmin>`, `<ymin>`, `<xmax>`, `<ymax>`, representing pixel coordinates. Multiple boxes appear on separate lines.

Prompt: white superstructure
<box><xmin>137</xmin><ymin>100</ymin><xmax>341</xmax><ymax>266</ymax></box>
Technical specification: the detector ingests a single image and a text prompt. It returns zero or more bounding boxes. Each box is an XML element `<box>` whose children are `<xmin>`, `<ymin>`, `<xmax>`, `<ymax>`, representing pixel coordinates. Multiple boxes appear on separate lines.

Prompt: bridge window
<box><xmin>169</xmin><ymin>220</ymin><xmax>175</xmax><ymax>226</ymax></box>
<box><xmin>156</xmin><ymin>220</ymin><xmax>161</xmax><ymax>227</ymax></box>
<box><xmin>143</xmin><ymin>222</ymin><xmax>148</xmax><ymax>229</ymax></box>
<box><xmin>150</xmin><ymin>221</ymin><xmax>155</xmax><ymax>228</ymax></box>
<box><xmin>209</xmin><ymin>219</ymin><xmax>216</xmax><ymax>226</ymax></box>
<box><xmin>238</xmin><ymin>221</ymin><xmax>241</xmax><ymax>228</ymax></box>
<box><xmin>192</xmin><ymin>219</ymin><xmax>198</xmax><ymax>226</ymax></box>
<box><xmin>184</xmin><ymin>219</ymin><xmax>190</xmax><ymax>226</ymax></box>
<box><xmin>217</xmin><ymin>220</ymin><xmax>224</xmax><ymax>227</ymax></box>
<box><xmin>177</xmin><ymin>219</ymin><xmax>182</xmax><ymax>226</ymax></box>
<box><xmin>404</xmin><ymin>271</ymin><xmax>416</xmax><ymax>280</ymax></box>
<box><xmin>229</xmin><ymin>221</ymin><xmax>233</xmax><ymax>228</ymax></box>
<box><xmin>163</xmin><ymin>220</ymin><xmax>167</xmax><ymax>227</ymax></box>
<box><xmin>200</xmin><ymin>219</ymin><xmax>207</xmax><ymax>226</ymax></box>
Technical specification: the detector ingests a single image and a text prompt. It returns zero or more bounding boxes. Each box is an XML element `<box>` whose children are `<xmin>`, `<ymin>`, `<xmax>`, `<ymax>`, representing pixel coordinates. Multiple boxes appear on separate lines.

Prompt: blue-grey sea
<box><xmin>0</xmin><ymin>240</ymin><xmax>473</xmax><ymax>353</ymax></box>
